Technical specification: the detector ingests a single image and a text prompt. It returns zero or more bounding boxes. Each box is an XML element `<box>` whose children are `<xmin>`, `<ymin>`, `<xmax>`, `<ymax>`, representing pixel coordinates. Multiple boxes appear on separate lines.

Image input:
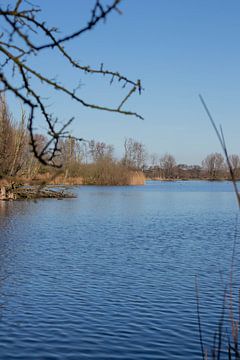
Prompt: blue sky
<box><xmin>6</xmin><ymin>0</ymin><xmax>240</xmax><ymax>164</ymax></box>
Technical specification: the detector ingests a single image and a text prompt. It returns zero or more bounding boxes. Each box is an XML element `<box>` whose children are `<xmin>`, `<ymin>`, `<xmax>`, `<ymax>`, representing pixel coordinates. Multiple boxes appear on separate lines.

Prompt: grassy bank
<box><xmin>0</xmin><ymin>169</ymin><xmax>146</xmax><ymax>200</ymax></box>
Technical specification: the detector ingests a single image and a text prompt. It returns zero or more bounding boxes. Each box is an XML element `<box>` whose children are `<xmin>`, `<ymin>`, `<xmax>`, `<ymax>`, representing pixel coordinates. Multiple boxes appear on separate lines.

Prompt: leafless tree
<box><xmin>0</xmin><ymin>94</ymin><xmax>14</xmax><ymax>176</ymax></box>
<box><xmin>0</xmin><ymin>0</ymin><xmax>143</xmax><ymax>167</ymax></box>
<box><xmin>229</xmin><ymin>154</ymin><xmax>240</xmax><ymax>179</ymax></box>
<box><xmin>175</xmin><ymin>164</ymin><xmax>202</xmax><ymax>179</ymax></box>
<box><xmin>160</xmin><ymin>153</ymin><xmax>176</xmax><ymax>179</ymax></box>
<box><xmin>88</xmin><ymin>140</ymin><xmax>114</xmax><ymax>162</ymax></box>
<box><xmin>123</xmin><ymin>138</ymin><xmax>147</xmax><ymax>170</ymax></box>
<box><xmin>202</xmin><ymin>152</ymin><xmax>225</xmax><ymax>179</ymax></box>
<box><xmin>0</xmin><ymin>94</ymin><xmax>29</xmax><ymax>176</ymax></box>
<box><xmin>147</xmin><ymin>153</ymin><xmax>160</xmax><ymax>178</ymax></box>
<box><xmin>9</xmin><ymin>108</ymin><xmax>28</xmax><ymax>176</ymax></box>
<box><xmin>149</xmin><ymin>153</ymin><xmax>159</xmax><ymax>168</ymax></box>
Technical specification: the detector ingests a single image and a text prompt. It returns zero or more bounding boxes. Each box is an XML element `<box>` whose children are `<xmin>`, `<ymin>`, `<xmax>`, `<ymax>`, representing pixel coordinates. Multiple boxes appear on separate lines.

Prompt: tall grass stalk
<box><xmin>199</xmin><ymin>94</ymin><xmax>240</xmax><ymax>208</ymax></box>
<box><xmin>198</xmin><ymin>95</ymin><xmax>240</xmax><ymax>359</ymax></box>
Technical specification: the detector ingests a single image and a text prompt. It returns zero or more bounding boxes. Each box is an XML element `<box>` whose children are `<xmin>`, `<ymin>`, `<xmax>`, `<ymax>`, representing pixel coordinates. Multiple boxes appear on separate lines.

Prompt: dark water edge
<box><xmin>0</xmin><ymin>181</ymin><xmax>239</xmax><ymax>359</ymax></box>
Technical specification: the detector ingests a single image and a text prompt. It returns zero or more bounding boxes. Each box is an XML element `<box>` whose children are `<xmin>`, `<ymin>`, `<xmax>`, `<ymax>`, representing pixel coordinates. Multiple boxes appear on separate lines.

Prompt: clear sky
<box><xmin>6</xmin><ymin>0</ymin><xmax>240</xmax><ymax>164</ymax></box>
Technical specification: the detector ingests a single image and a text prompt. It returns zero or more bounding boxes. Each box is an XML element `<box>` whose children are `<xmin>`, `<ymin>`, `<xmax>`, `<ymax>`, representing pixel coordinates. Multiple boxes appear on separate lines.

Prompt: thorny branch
<box><xmin>0</xmin><ymin>0</ymin><xmax>143</xmax><ymax>167</ymax></box>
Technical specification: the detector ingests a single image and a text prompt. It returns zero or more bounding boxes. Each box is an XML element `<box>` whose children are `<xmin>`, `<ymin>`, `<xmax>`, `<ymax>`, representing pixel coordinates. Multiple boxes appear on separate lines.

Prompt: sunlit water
<box><xmin>0</xmin><ymin>181</ymin><xmax>240</xmax><ymax>359</ymax></box>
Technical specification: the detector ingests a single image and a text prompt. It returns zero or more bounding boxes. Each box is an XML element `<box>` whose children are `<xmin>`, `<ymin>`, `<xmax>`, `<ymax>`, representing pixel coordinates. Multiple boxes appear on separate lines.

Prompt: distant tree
<box><xmin>202</xmin><ymin>153</ymin><xmax>225</xmax><ymax>179</ymax></box>
<box><xmin>147</xmin><ymin>153</ymin><xmax>161</xmax><ymax>178</ymax></box>
<box><xmin>160</xmin><ymin>153</ymin><xmax>176</xmax><ymax>179</ymax></box>
<box><xmin>0</xmin><ymin>95</ymin><xmax>14</xmax><ymax>176</ymax></box>
<box><xmin>0</xmin><ymin>0</ymin><xmax>142</xmax><ymax>167</ymax></box>
<box><xmin>88</xmin><ymin>140</ymin><xmax>114</xmax><ymax>162</ymax></box>
<box><xmin>176</xmin><ymin>164</ymin><xmax>188</xmax><ymax>179</ymax></box>
<box><xmin>25</xmin><ymin>134</ymin><xmax>48</xmax><ymax>177</ymax></box>
<box><xmin>0</xmin><ymin>95</ymin><xmax>28</xmax><ymax>177</ymax></box>
<box><xmin>229</xmin><ymin>154</ymin><xmax>240</xmax><ymax>179</ymax></box>
<box><xmin>176</xmin><ymin>164</ymin><xmax>202</xmax><ymax>179</ymax></box>
<box><xmin>188</xmin><ymin>165</ymin><xmax>202</xmax><ymax>179</ymax></box>
<box><xmin>149</xmin><ymin>153</ymin><xmax>159</xmax><ymax>168</ymax></box>
<box><xmin>123</xmin><ymin>138</ymin><xmax>147</xmax><ymax>170</ymax></box>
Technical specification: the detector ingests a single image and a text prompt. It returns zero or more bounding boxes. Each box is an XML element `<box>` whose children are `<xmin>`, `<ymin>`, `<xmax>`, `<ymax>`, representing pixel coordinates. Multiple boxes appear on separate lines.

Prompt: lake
<box><xmin>0</xmin><ymin>181</ymin><xmax>239</xmax><ymax>359</ymax></box>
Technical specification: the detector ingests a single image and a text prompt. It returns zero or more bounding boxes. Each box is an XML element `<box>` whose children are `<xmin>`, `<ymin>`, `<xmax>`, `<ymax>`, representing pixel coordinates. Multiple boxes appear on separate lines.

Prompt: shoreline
<box><xmin>0</xmin><ymin>183</ymin><xmax>76</xmax><ymax>201</ymax></box>
<box><xmin>0</xmin><ymin>178</ymin><xmax>237</xmax><ymax>201</ymax></box>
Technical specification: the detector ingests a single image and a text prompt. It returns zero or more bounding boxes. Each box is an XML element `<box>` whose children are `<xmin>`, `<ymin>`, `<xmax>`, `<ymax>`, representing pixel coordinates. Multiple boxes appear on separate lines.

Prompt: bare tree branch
<box><xmin>0</xmin><ymin>0</ymin><xmax>143</xmax><ymax>166</ymax></box>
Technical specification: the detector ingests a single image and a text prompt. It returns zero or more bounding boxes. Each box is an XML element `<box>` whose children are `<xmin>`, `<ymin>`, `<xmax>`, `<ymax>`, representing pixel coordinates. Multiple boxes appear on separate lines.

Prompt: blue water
<box><xmin>0</xmin><ymin>181</ymin><xmax>239</xmax><ymax>359</ymax></box>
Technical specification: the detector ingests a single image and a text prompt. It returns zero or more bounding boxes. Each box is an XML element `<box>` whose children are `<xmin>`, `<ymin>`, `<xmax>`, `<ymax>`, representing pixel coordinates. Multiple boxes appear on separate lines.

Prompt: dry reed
<box><xmin>197</xmin><ymin>95</ymin><xmax>240</xmax><ymax>359</ymax></box>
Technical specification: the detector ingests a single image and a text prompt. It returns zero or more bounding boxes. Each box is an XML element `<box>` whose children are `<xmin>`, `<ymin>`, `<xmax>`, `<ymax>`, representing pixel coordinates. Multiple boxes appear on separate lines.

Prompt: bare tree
<box><xmin>0</xmin><ymin>95</ymin><xmax>14</xmax><ymax>176</ymax></box>
<box><xmin>160</xmin><ymin>153</ymin><xmax>176</xmax><ymax>179</ymax></box>
<box><xmin>0</xmin><ymin>95</ymin><xmax>29</xmax><ymax>175</ymax></box>
<box><xmin>175</xmin><ymin>164</ymin><xmax>202</xmax><ymax>179</ymax></box>
<box><xmin>148</xmin><ymin>153</ymin><xmax>161</xmax><ymax>178</ymax></box>
<box><xmin>0</xmin><ymin>0</ymin><xmax>143</xmax><ymax>167</ymax></box>
<box><xmin>123</xmin><ymin>138</ymin><xmax>147</xmax><ymax>170</ymax></box>
<box><xmin>149</xmin><ymin>153</ymin><xmax>159</xmax><ymax>168</ymax></box>
<box><xmin>202</xmin><ymin>152</ymin><xmax>225</xmax><ymax>179</ymax></box>
<box><xmin>88</xmin><ymin>140</ymin><xmax>114</xmax><ymax>162</ymax></box>
<box><xmin>229</xmin><ymin>154</ymin><xmax>240</xmax><ymax>179</ymax></box>
<box><xmin>9</xmin><ymin>107</ymin><xmax>28</xmax><ymax>177</ymax></box>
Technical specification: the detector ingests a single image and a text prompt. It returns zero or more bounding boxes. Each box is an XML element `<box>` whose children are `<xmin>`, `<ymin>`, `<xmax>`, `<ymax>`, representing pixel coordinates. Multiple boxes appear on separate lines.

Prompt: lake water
<box><xmin>0</xmin><ymin>181</ymin><xmax>240</xmax><ymax>359</ymax></box>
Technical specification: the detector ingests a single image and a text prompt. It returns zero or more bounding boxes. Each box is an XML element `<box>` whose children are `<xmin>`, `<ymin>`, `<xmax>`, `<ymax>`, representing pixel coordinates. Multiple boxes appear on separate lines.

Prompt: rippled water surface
<box><xmin>0</xmin><ymin>181</ymin><xmax>240</xmax><ymax>359</ymax></box>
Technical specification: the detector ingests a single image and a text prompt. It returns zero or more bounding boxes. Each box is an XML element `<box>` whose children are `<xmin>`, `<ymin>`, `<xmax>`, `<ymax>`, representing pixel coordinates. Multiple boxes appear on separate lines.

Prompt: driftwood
<box><xmin>0</xmin><ymin>183</ymin><xmax>75</xmax><ymax>200</ymax></box>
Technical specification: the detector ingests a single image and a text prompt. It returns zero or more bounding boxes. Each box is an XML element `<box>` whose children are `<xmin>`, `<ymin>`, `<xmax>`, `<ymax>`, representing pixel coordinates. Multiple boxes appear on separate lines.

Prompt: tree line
<box><xmin>147</xmin><ymin>152</ymin><xmax>240</xmax><ymax>180</ymax></box>
<box><xmin>0</xmin><ymin>96</ymin><xmax>239</xmax><ymax>184</ymax></box>
<box><xmin>0</xmin><ymin>96</ymin><xmax>146</xmax><ymax>185</ymax></box>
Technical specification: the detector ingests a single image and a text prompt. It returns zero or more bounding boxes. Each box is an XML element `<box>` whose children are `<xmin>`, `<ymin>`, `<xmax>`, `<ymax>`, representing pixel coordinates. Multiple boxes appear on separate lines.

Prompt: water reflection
<box><xmin>0</xmin><ymin>199</ymin><xmax>30</xmax><ymax>219</ymax></box>
<box><xmin>0</xmin><ymin>200</ymin><xmax>10</xmax><ymax>217</ymax></box>
<box><xmin>0</xmin><ymin>200</ymin><xmax>34</xmax><ymax>301</ymax></box>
